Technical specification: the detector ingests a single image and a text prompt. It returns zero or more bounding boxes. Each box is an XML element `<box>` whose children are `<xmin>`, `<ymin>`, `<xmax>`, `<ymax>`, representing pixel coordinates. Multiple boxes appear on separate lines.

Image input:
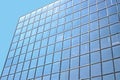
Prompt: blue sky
<box><xmin>0</xmin><ymin>0</ymin><xmax>56</xmax><ymax>75</ymax></box>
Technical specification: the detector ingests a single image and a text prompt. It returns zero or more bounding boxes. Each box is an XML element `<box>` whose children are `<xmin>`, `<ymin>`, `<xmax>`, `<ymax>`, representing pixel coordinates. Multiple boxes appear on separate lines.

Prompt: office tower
<box><xmin>1</xmin><ymin>0</ymin><xmax>120</xmax><ymax>80</ymax></box>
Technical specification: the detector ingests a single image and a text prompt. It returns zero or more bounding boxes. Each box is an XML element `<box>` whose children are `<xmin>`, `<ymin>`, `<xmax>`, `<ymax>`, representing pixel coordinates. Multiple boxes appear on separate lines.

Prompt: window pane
<box><xmin>113</xmin><ymin>45</ymin><xmax>120</xmax><ymax>58</ymax></box>
<box><xmin>111</xmin><ymin>34</ymin><xmax>120</xmax><ymax>46</ymax></box>
<box><xmin>90</xmin><ymin>30</ymin><xmax>99</xmax><ymax>41</ymax></box>
<box><xmin>101</xmin><ymin>37</ymin><xmax>111</xmax><ymax>49</ymax></box>
<box><xmin>81</xmin><ymin>43</ymin><xmax>89</xmax><ymax>54</ymax></box>
<box><xmin>91</xmin><ymin>63</ymin><xmax>101</xmax><ymax>77</ymax></box>
<box><xmin>70</xmin><ymin>69</ymin><xmax>79</xmax><ymax>80</ymax></box>
<box><xmin>110</xmin><ymin>23</ymin><xmax>120</xmax><ymax>34</ymax></box>
<box><xmin>80</xmin><ymin>54</ymin><xmax>89</xmax><ymax>66</ymax></box>
<box><xmin>102</xmin><ymin>61</ymin><xmax>114</xmax><ymax>74</ymax></box>
<box><xmin>52</xmin><ymin>62</ymin><xmax>60</xmax><ymax>73</ymax></box>
<box><xmin>101</xmin><ymin>48</ymin><xmax>112</xmax><ymax>61</ymax></box>
<box><xmin>114</xmin><ymin>58</ymin><xmax>120</xmax><ymax>72</ymax></box>
<box><xmin>100</xmin><ymin>27</ymin><xmax>109</xmax><ymax>38</ymax></box>
<box><xmin>80</xmin><ymin>66</ymin><xmax>90</xmax><ymax>79</ymax></box>
<box><xmin>21</xmin><ymin>71</ymin><xmax>28</xmax><ymax>80</ymax></box>
<box><xmin>81</xmin><ymin>33</ymin><xmax>89</xmax><ymax>44</ymax></box>
<box><xmin>51</xmin><ymin>73</ymin><xmax>59</xmax><ymax>80</ymax></box>
<box><xmin>90</xmin><ymin>40</ymin><xmax>100</xmax><ymax>52</ymax></box>
<box><xmin>61</xmin><ymin>59</ymin><xmax>69</xmax><ymax>71</ymax></box>
<box><xmin>70</xmin><ymin>57</ymin><xmax>79</xmax><ymax>69</ymax></box>
<box><xmin>28</xmin><ymin>69</ymin><xmax>35</xmax><ymax>79</ymax></box>
<box><xmin>60</xmin><ymin>71</ymin><xmax>69</xmax><ymax>80</ymax></box>
<box><xmin>103</xmin><ymin>74</ymin><xmax>115</xmax><ymax>80</ymax></box>
<box><xmin>91</xmin><ymin>51</ymin><xmax>100</xmax><ymax>64</ymax></box>
<box><xmin>35</xmin><ymin>66</ymin><xmax>43</xmax><ymax>78</ymax></box>
<box><xmin>44</xmin><ymin>64</ymin><xmax>52</xmax><ymax>75</ymax></box>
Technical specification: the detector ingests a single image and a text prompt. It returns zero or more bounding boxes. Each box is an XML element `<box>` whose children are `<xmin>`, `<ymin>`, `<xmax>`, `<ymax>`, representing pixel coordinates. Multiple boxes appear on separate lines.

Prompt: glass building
<box><xmin>1</xmin><ymin>0</ymin><xmax>120</xmax><ymax>80</ymax></box>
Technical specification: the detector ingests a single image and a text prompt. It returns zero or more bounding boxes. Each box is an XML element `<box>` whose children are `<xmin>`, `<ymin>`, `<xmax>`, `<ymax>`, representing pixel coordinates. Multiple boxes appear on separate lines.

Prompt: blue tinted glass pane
<box><xmin>5</xmin><ymin>58</ymin><xmax>13</xmax><ymax>67</ymax></box>
<box><xmin>60</xmin><ymin>71</ymin><xmax>69</xmax><ymax>80</ymax></box>
<box><xmin>73</xmin><ymin>4</ymin><xmax>80</xmax><ymax>12</ymax></box>
<box><xmin>81</xmin><ymin>16</ymin><xmax>89</xmax><ymax>25</ymax></box>
<box><xmin>66</xmin><ymin>14</ymin><xmax>72</xmax><ymax>22</ymax></box>
<box><xmin>61</xmin><ymin>60</ymin><xmax>69</xmax><ymax>71</ymax></box>
<box><xmin>80</xmin><ymin>54</ymin><xmax>89</xmax><ymax>66</ymax></box>
<box><xmin>28</xmin><ymin>69</ymin><xmax>35</xmax><ymax>79</ymax></box>
<box><xmin>100</xmin><ymin>27</ymin><xmax>110</xmax><ymax>38</ymax></box>
<box><xmin>91</xmin><ymin>77</ymin><xmax>102</xmax><ymax>80</ymax></box>
<box><xmin>66</xmin><ymin>8</ymin><xmax>72</xmax><ymax>15</ymax></box>
<box><xmin>102</xmin><ymin>61</ymin><xmax>114</xmax><ymax>74</ymax></box>
<box><xmin>90</xmin><ymin>12</ymin><xmax>98</xmax><ymax>21</ymax></box>
<box><xmin>109</xmin><ymin>14</ymin><xmax>119</xmax><ymax>24</ymax></box>
<box><xmin>101</xmin><ymin>37</ymin><xmax>111</xmax><ymax>49</ymax></box>
<box><xmin>91</xmin><ymin>63</ymin><xmax>101</xmax><ymax>77</ymax></box>
<box><xmin>90</xmin><ymin>5</ymin><xmax>97</xmax><ymax>13</ymax></box>
<box><xmin>74</xmin><ymin>11</ymin><xmax>80</xmax><ymax>19</ymax></box>
<box><xmin>98</xmin><ymin>1</ymin><xmax>105</xmax><ymax>10</ymax></box>
<box><xmin>81</xmin><ymin>25</ymin><xmax>89</xmax><ymax>34</ymax></box>
<box><xmin>63</xmin><ymin>39</ymin><xmax>71</xmax><ymax>49</ymax></box>
<box><xmin>44</xmin><ymin>64</ymin><xmax>51</xmax><ymax>75</ymax></box>
<box><xmin>72</xmin><ymin>27</ymin><xmax>80</xmax><ymax>37</ymax></box>
<box><xmin>52</xmin><ymin>62</ymin><xmax>60</xmax><ymax>73</ymax></box>
<box><xmin>23</xmin><ymin>61</ymin><xmax>30</xmax><ymax>70</ymax></box>
<box><xmin>8</xmin><ymin>74</ymin><xmax>14</xmax><ymax>80</ymax></box>
<box><xmin>72</xmin><ymin>36</ymin><xmax>80</xmax><ymax>46</ymax></box>
<box><xmin>90</xmin><ymin>30</ymin><xmax>99</xmax><ymax>41</ymax></box>
<box><xmin>101</xmin><ymin>48</ymin><xmax>112</xmax><ymax>61</ymax></box>
<box><xmin>64</xmin><ymin>31</ymin><xmax>71</xmax><ymax>40</ymax></box>
<box><xmin>55</xmin><ymin>42</ymin><xmax>62</xmax><ymax>52</ymax></box>
<box><xmin>110</xmin><ymin>23</ymin><xmax>120</xmax><ymax>34</ymax></box>
<box><xmin>73</xmin><ymin>19</ymin><xmax>80</xmax><ymax>27</ymax></box>
<box><xmin>108</xmin><ymin>5</ymin><xmax>117</xmax><ymax>15</ymax></box>
<box><xmin>40</xmin><ymin>47</ymin><xmax>46</xmax><ymax>56</ymax></box>
<box><xmin>21</xmin><ymin>71</ymin><xmax>28</xmax><ymax>80</ymax></box>
<box><xmin>111</xmin><ymin>34</ymin><xmax>120</xmax><ymax>46</ymax></box>
<box><xmin>71</xmin><ymin>46</ymin><xmax>80</xmax><ymax>57</ymax></box>
<box><xmin>70</xmin><ymin>57</ymin><xmax>79</xmax><ymax>68</ymax></box>
<box><xmin>70</xmin><ymin>69</ymin><xmax>79</xmax><ymax>80</ymax></box>
<box><xmin>14</xmin><ymin>72</ymin><xmax>21</xmax><ymax>80</ymax></box>
<box><xmin>80</xmin><ymin>66</ymin><xmax>90</xmax><ymax>79</ymax></box>
<box><xmin>81</xmin><ymin>43</ymin><xmax>89</xmax><ymax>54</ymax></box>
<box><xmin>30</xmin><ymin>59</ymin><xmax>37</xmax><ymax>68</ymax></box>
<box><xmin>99</xmin><ymin>9</ymin><xmax>107</xmax><ymax>18</ymax></box>
<box><xmin>62</xmin><ymin>49</ymin><xmax>70</xmax><ymax>59</ymax></box>
<box><xmin>114</xmin><ymin>59</ymin><xmax>120</xmax><ymax>71</ymax></box>
<box><xmin>90</xmin><ymin>21</ymin><xmax>98</xmax><ymax>31</ymax></box>
<box><xmin>99</xmin><ymin>17</ymin><xmax>109</xmax><ymax>28</ymax></box>
<box><xmin>91</xmin><ymin>51</ymin><xmax>100</xmax><ymax>64</ymax></box>
<box><xmin>16</xmin><ymin>63</ymin><xmax>23</xmax><ymax>72</ymax></box>
<box><xmin>51</xmin><ymin>73</ymin><xmax>59</xmax><ymax>80</ymax></box>
<box><xmin>81</xmin><ymin>1</ymin><xmax>88</xmax><ymax>9</ymax></box>
<box><xmin>38</xmin><ymin>56</ymin><xmax>45</xmax><ymax>66</ymax></box>
<box><xmin>90</xmin><ymin>40</ymin><xmax>100</xmax><ymax>52</ymax></box>
<box><xmin>10</xmin><ymin>65</ymin><xmax>16</xmax><ymax>74</ymax></box>
<box><xmin>35</xmin><ymin>67</ymin><xmax>43</xmax><ymax>77</ymax></box>
<box><xmin>47</xmin><ymin>45</ymin><xmax>54</xmax><ymax>54</ymax></box>
<box><xmin>73</xmin><ymin>0</ymin><xmax>80</xmax><ymax>5</ymax></box>
<box><xmin>43</xmin><ymin>75</ymin><xmax>50</xmax><ymax>80</ymax></box>
<box><xmin>45</xmin><ymin>54</ymin><xmax>53</xmax><ymax>64</ymax></box>
<box><xmin>81</xmin><ymin>8</ymin><xmax>88</xmax><ymax>16</ymax></box>
<box><xmin>2</xmin><ymin>67</ymin><xmax>10</xmax><ymax>76</ymax></box>
<box><xmin>103</xmin><ymin>74</ymin><xmax>115</xmax><ymax>80</ymax></box>
<box><xmin>116</xmin><ymin>72</ymin><xmax>120</xmax><ymax>80</ymax></box>
<box><xmin>81</xmin><ymin>33</ymin><xmax>89</xmax><ymax>44</ymax></box>
<box><xmin>54</xmin><ymin>52</ymin><xmax>61</xmax><ymax>62</ymax></box>
<box><xmin>32</xmin><ymin>50</ymin><xmax>39</xmax><ymax>58</ymax></box>
<box><xmin>113</xmin><ymin>45</ymin><xmax>120</xmax><ymax>58</ymax></box>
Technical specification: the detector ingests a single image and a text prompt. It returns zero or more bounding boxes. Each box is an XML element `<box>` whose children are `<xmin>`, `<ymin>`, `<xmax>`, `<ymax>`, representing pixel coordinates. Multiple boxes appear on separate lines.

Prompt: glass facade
<box><xmin>1</xmin><ymin>0</ymin><xmax>120</xmax><ymax>80</ymax></box>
